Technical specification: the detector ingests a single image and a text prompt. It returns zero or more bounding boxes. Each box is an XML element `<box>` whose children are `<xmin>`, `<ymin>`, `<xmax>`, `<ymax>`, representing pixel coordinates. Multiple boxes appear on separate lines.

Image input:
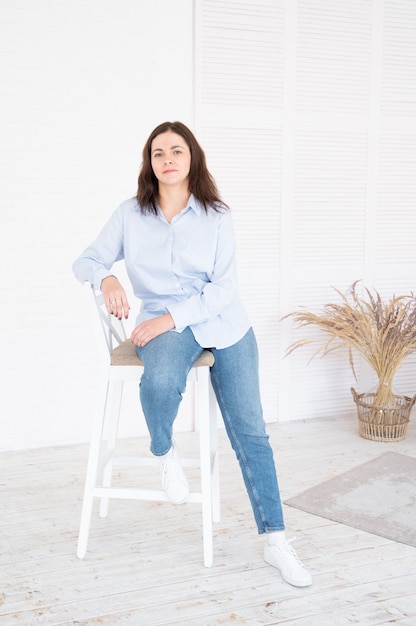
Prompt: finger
<box><xmin>108</xmin><ymin>296</ymin><xmax>130</xmax><ymax>319</ymax></box>
<box><xmin>133</xmin><ymin>332</ymin><xmax>145</xmax><ymax>346</ymax></box>
<box><xmin>121</xmin><ymin>296</ymin><xmax>130</xmax><ymax>319</ymax></box>
<box><xmin>114</xmin><ymin>303</ymin><xmax>123</xmax><ymax>320</ymax></box>
<box><xmin>107</xmin><ymin>298</ymin><xmax>117</xmax><ymax>313</ymax></box>
<box><xmin>131</xmin><ymin>327</ymin><xmax>145</xmax><ymax>346</ymax></box>
<box><xmin>107</xmin><ymin>299</ymin><xmax>122</xmax><ymax>320</ymax></box>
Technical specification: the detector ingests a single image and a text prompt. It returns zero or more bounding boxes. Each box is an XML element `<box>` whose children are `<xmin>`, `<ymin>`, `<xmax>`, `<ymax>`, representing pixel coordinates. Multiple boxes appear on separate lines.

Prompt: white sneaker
<box><xmin>264</xmin><ymin>538</ymin><xmax>312</xmax><ymax>587</ymax></box>
<box><xmin>159</xmin><ymin>442</ymin><xmax>189</xmax><ymax>504</ymax></box>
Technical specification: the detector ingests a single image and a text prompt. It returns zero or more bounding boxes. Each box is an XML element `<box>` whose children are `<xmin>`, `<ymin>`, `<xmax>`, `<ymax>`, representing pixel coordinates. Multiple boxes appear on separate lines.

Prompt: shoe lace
<box><xmin>282</xmin><ymin>538</ymin><xmax>305</xmax><ymax>568</ymax></box>
<box><xmin>161</xmin><ymin>456</ymin><xmax>184</xmax><ymax>486</ymax></box>
<box><xmin>161</xmin><ymin>457</ymin><xmax>174</xmax><ymax>480</ymax></box>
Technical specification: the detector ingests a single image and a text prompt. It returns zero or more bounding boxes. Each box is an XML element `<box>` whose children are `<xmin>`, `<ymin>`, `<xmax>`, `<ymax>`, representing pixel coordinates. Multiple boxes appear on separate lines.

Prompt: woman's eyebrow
<box><xmin>152</xmin><ymin>144</ymin><xmax>184</xmax><ymax>154</ymax></box>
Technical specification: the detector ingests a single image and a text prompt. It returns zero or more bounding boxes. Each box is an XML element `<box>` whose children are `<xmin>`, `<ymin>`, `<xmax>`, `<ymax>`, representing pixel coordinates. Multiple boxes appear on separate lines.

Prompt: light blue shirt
<box><xmin>72</xmin><ymin>196</ymin><xmax>251</xmax><ymax>348</ymax></box>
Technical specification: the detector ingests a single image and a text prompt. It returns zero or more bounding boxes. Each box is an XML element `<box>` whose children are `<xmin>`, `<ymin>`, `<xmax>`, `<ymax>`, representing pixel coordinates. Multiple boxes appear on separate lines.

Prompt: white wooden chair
<box><xmin>77</xmin><ymin>283</ymin><xmax>220</xmax><ymax>567</ymax></box>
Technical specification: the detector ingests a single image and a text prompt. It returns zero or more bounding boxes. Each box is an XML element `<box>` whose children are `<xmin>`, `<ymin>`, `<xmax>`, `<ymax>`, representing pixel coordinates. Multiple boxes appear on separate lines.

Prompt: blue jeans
<box><xmin>136</xmin><ymin>327</ymin><xmax>285</xmax><ymax>534</ymax></box>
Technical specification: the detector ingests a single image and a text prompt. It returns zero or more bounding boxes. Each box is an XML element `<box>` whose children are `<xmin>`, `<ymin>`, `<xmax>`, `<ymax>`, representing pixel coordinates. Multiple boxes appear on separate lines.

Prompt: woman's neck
<box><xmin>158</xmin><ymin>185</ymin><xmax>190</xmax><ymax>223</ymax></box>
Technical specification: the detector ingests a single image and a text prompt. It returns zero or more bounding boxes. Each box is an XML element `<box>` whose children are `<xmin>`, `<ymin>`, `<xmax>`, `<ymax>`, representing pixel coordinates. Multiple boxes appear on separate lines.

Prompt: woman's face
<box><xmin>150</xmin><ymin>130</ymin><xmax>191</xmax><ymax>187</ymax></box>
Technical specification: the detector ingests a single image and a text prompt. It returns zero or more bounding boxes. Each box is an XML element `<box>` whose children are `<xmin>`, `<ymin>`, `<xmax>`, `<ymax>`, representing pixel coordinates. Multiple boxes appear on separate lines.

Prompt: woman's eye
<box><xmin>173</xmin><ymin>150</ymin><xmax>182</xmax><ymax>155</ymax></box>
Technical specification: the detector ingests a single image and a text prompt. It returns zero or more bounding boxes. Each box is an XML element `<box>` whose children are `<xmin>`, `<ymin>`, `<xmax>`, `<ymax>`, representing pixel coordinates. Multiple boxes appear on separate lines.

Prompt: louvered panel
<box><xmin>376</xmin><ymin>131</ymin><xmax>416</xmax><ymax>263</ymax></box>
<box><xmin>201</xmin><ymin>0</ymin><xmax>283</xmax><ymax>107</ymax></box>
<box><xmin>370</xmin><ymin>278</ymin><xmax>416</xmax><ymax>301</ymax></box>
<box><xmin>280</xmin><ymin>278</ymin><xmax>367</xmax><ymax>421</ymax></box>
<box><xmin>291</xmin><ymin>130</ymin><xmax>367</xmax><ymax>269</ymax></box>
<box><xmin>296</xmin><ymin>0</ymin><xmax>372</xmax><ymax>114</ymax></box>
<box><xmin>394</xmin><ymin>355</ymin><xmax>416</xmax><ymax>397</ymax></box>
<box><xmin>286</xmin><ymin>280</ymin><xmax>366</xmax><ymax>311</ymax></box>
<box><xmin>287</xmin><ymin>348</ymin><xmax>359</xmax><ymax>419</ymax></box>
<box><xmin>201</xmin><ymin>126</ymin><xmax>281</xmax><ymax>270</ymax></box>
<box><xmin>198</xmin><ymin>1</ymin><xmax>282</xmax><ymax>420</ymax></box>
<box><xmin>201</xmin><ymin>124</ymin><xmax>280</xmax><ymax>421</ymax></box>
<box><xmin>382</xmin><ymin>0</ymin><xmax>416</xmax><ymax>116</ymax></box>
<box><xmin>285</xmin><ymin>0</ymin><xmax>372</xmax><ymax>419</ymax></box>
<box><xmin>197</xmin><ymin>0</ymin><xmax>416</xmax><ymax>426</ymax></box>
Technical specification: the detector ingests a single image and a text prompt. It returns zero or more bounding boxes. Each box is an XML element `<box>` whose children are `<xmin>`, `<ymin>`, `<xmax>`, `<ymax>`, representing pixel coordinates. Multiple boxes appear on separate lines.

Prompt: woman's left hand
<box><xmin>130</xmin><ymin>313</ymin><xmax>175</xmax><ymax>347</ymax></box>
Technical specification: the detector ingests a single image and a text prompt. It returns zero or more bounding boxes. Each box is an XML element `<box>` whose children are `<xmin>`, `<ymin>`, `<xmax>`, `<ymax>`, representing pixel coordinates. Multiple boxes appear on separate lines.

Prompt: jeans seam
<box><xmin>210</xmin><ymin>368</ymin><xmax>268</xmax><ymax>531</ymax></box>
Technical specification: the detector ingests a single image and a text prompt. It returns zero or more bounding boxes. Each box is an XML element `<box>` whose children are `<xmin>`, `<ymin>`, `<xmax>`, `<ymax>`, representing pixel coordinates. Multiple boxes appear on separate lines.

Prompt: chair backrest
<box><xmin>85</xmin><ymin>282</ymin><xmax>127</xmax><ymax>358</ymax></box>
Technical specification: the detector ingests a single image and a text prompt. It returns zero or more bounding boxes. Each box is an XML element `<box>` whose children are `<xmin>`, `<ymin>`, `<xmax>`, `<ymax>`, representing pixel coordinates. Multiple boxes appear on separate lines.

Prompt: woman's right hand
<box><xmin>101</xmin><ymin>275</ymin><xmax>130</xmax><ymax>319</ymax></box>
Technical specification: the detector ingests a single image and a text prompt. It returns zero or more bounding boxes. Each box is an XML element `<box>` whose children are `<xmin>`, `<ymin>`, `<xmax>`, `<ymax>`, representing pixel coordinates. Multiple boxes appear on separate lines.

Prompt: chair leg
<box><xmin>99</xmin><ymin>379</ymin><xmax>123</xmax><ymax>518</ymax></box>
<box><xmin>209</xmin><ymin>383</ymin><xmax>221</xmax><ymax>524</ymax></box>
<box><xmin>78</xmin><ymin>361</ymin><xmax>219</xmax><ymax>566</ymax></box>
<box><xmin>197</xmin><ymin>366</ymin><xmax>214</xmax><ymax>567</ymax></box>
<box><xmin>200</xmin><ymin>448</ymin><xmax>213</xmax><ymax>566</ymax></box>
<box><xmin>77</xmin><ymin>376</ymin><xmax>110</xmax><ymax>559</ymax></box>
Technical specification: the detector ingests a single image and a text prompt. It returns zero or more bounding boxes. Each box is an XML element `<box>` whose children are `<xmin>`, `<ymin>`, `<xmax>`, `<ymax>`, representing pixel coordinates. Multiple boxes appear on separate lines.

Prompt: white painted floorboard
<box><xmin>1</xmin><ymin>414</ymin><xmax>416</xmax><ymax>625</ymax></box>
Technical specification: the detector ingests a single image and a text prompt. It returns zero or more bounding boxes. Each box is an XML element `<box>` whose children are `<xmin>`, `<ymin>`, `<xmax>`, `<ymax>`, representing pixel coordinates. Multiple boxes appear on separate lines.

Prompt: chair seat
<box><xmin>111</xmin><ymin>340</ymin><xmax>215</xmax><ymax>368</ymax></box>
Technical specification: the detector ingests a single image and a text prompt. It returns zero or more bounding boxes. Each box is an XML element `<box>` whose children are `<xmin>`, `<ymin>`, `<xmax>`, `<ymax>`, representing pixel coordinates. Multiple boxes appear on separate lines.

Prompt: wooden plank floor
<box><xmin>1</xmin><ymin>414</ymin><xmax>416</xmax><ymax>625</ymax></box>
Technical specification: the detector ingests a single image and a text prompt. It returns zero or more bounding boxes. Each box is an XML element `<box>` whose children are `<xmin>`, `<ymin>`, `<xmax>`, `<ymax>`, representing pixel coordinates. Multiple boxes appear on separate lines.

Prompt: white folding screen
<box><xmin>283</xmin><ymin>0</ymin><xmax>373</xmax><ymax>418</ymax></box>
<box><xmin>194</xmin><ymin>0</ymin><xmax>284</xmax><ymax>422</ymax></box>
<box><xmin>195</xmin><ymin>0</ymin><xmax>416</xmax><ymax>423</ymax></box>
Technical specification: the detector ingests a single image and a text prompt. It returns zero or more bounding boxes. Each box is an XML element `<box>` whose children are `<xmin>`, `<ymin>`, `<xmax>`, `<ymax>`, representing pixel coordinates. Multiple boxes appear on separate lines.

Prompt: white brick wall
<box><xmin>0</xmin><ymin>0</ymin><xmax>194</xmax><ymax>449</ymax></box>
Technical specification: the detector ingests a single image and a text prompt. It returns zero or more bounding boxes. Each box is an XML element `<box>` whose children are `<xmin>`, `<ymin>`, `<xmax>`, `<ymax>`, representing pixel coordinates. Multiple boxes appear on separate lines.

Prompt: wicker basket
<box><xmin>351</xmin><ymin>387</ymin><xmax>416</xmax><ymax>442</ymax></box>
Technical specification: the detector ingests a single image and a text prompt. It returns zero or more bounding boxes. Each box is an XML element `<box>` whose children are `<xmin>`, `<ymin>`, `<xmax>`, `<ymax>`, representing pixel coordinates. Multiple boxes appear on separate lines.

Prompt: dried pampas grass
<box><xmin>284</xmin><ymin>280</ymin><xmax>416</xmax><ymax>409</ymax></box>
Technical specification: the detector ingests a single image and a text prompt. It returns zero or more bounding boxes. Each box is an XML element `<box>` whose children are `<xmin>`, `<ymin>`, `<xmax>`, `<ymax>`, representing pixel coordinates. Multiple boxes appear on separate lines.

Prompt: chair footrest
<box><xmin>93</xmin><ymin>486</ymin><xmax>205</xmax><ymax>504</ymax></box>
<box><xmin>100</xmin><ymin>454</ymin><xmax>216</xmax><ymax>470</ymax></box>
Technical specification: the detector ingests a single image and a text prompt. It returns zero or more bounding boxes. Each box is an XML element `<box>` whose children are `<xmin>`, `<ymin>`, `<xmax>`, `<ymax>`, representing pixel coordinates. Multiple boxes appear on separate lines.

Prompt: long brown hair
<box><xmin>136</xmin><ymin>121</ymin><xmax>228</xmax><ymax>214</ymax></box>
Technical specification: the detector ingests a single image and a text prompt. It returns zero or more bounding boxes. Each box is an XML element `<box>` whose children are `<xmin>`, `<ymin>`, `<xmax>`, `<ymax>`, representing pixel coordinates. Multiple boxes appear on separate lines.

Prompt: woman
<box><xmin>73</xmin><ymin>121</ymin><xmax>312</xmax><ymax>587</ymax></box>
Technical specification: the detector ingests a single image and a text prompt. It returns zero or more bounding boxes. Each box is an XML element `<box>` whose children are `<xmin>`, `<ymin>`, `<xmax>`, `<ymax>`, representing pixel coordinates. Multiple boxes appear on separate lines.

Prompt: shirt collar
<box><xmin>153</xmin><ymin>194</ymin><xmax>203</xmax><ymax>218</ymax></box>
<box><xmin>187</xmin><ymin>194</ymin><xmax>203</xmax><ymax>215</ymax></box>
